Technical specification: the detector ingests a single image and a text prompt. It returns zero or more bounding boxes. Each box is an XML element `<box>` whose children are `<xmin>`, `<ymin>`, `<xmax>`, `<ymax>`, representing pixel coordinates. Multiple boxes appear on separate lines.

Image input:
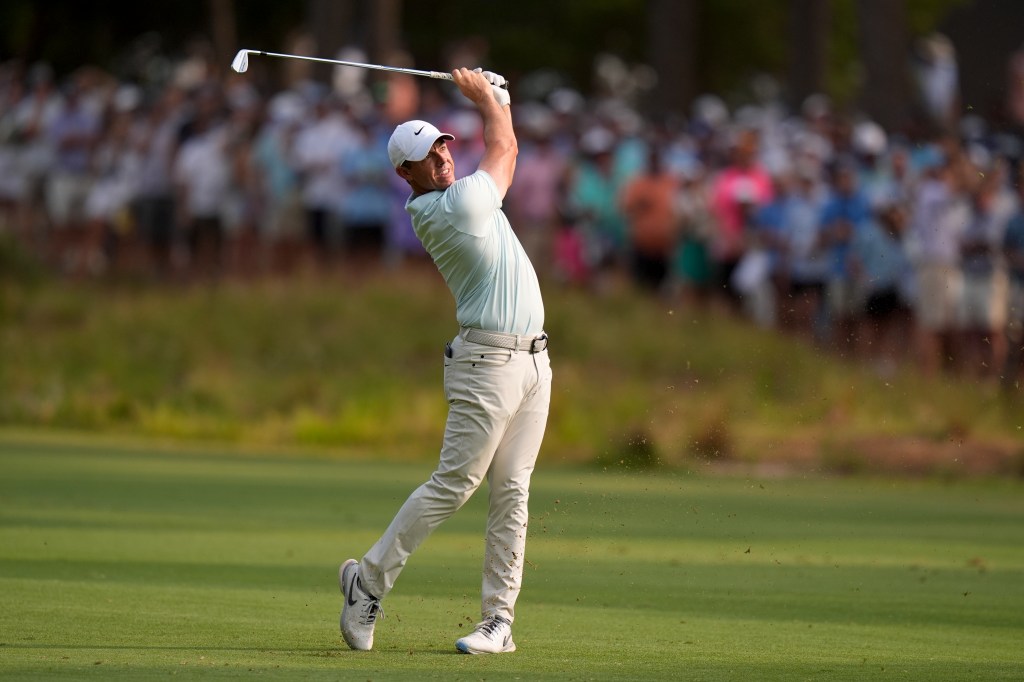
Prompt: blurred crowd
<box><xmin>1</xmin><ymin>47</ymin><xmax>1023</xmax><ymax>387</ymax></box>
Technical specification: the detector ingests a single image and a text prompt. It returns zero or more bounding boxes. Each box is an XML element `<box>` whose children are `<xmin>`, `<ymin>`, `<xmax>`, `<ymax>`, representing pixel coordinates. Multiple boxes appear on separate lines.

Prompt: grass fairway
<box><xmin>1</xmin><ymin>434</ymin><xmax>1022</xmax><ymax>680</ymax></box>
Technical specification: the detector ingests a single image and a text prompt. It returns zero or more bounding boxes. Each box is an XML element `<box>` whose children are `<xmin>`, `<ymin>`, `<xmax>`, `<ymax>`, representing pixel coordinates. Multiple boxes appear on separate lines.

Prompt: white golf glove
<box><xmin>474</xmin><ymin>67</ymin><xmax>510</xmax><ymax>108</ymax></box>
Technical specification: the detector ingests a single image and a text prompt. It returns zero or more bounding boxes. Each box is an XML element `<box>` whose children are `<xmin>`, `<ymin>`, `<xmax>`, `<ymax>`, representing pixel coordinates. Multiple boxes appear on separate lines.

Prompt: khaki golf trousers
<box><xmin>360</xmin><ymin>333</ymin><xmax>552</xmax><ymax>623</ymax></box>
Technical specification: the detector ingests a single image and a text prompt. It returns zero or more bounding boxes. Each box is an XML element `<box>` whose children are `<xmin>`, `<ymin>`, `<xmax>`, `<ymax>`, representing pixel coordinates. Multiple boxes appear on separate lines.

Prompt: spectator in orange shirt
<box><xmin>620</xmin><ymin>146</ymin><xmax>678</xmax><ymax>292</ymax></box>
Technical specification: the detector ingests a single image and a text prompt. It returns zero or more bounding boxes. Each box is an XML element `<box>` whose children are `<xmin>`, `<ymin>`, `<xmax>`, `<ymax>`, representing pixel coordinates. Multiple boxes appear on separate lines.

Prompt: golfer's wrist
<box><xmin>491</xmin><ymin>84</ymin><xmax>510</xmax><ymax>108</ymax></box>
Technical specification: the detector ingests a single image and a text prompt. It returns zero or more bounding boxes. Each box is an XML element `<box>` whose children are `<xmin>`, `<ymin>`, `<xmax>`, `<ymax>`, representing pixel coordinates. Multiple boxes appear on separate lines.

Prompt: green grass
<box><xmin>2</xmin><ymin>433</ymin><xmax>1023</xmax><ymax>680</ymax></box>
<box><xmin>2</xmin><ymin>269</ymin><xmax>1022</xmax><ymax>472</ymax></box>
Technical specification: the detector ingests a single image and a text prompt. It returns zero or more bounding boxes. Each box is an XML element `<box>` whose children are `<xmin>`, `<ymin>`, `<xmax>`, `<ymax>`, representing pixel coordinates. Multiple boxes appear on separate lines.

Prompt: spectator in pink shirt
<box><xmin>507</xmin><ymin>108</ymin><xmax>567</xmax><ymax>278</ymax></box>
<box><xmin>709</xmin><ymin>128</ymin><xmax>773</xmax><ymax>307</ymax></box>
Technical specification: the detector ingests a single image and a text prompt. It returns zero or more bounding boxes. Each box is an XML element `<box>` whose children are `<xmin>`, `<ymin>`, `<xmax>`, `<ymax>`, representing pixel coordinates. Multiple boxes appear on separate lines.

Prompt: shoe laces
<box><xmin>353</xmin><ymin>575</ymin><xmax>384</xmax><ymax>626</ymax></box>
<box><xmin>474</xmin><ymin>615</ymin><xmax>510</xmax><ymax>638</ymax></box>
<box><xmin>358</xmin><ymin>594</ymin><xmax>384</xmax><ymax>626</ymax></box>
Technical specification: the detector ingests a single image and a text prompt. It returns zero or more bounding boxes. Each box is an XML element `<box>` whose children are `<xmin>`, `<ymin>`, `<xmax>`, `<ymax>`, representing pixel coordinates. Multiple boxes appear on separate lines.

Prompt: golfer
<box><xmin>339</xmin><ymin>67</ymin><xmax>551</xmax><ymax>655</ymax></box>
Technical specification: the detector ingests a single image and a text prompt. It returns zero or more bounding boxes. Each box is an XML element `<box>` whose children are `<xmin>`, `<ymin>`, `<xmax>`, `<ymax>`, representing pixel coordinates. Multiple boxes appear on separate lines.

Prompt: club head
<box><xmin>231</xmin><ymin>50</ymin><xmax>251</xmax><ymax>74</ymax></box>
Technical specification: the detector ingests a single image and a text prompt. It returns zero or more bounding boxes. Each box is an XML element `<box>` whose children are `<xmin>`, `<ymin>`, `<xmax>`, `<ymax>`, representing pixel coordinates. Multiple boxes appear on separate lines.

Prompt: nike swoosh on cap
<box><xmin>414</xmin><ymin>126</ymin><xmax>425</xmax><ymax>135</ymax></box>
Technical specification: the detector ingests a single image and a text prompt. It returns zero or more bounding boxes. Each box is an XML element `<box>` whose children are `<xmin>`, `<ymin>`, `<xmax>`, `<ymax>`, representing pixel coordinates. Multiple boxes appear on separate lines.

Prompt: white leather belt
<box><xmin>460</xmin><ymin>327</ymin><xmax>549</xmax><ymax>353</ymax></box>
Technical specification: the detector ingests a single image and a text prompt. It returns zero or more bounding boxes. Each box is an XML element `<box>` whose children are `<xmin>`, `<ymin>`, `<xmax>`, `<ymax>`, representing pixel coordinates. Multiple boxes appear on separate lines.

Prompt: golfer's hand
<box><xmin>474</xmin><ymin>68</ymin><xmax>510</xmax><ymax>108</ymax></box>
<box><xmin>452</xmin><ymin>68</ymin><xmax>508</xmax><ymax>109</ymax></box>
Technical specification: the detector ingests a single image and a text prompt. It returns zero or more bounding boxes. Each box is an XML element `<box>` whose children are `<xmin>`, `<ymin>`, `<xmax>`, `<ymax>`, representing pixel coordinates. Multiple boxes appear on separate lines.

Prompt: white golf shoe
<box><xmin>339</xmin><ymin>559</ymin><xmax>383</xmax><ymax>651</ymax></box>
<box><xmin>455</xmin><ymin>615</ymin><xmax>516</xmax><ymax>654</ymax></box>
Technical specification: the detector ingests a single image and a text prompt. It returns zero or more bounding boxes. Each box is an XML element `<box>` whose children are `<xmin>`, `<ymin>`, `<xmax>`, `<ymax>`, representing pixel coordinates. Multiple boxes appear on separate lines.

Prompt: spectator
<box><xmin>132</xmin><ymin>86</ymin><xmax>186</xmax><ymax>277</ymax></box>
<box><xmin>958</xmin><ymin>176</ymin><xmax>1011</xmax><ymax>379</ymax></box>
<box><xmin>566</xmin><ymin>126</ymin><xmax>628</xmax><ymax>289</ymax></box>
<box><xmin>551</xmin><ymin>209</ymin><xmax>589</xmax><ymax>287</ymax></box>
<box><xmin>780</xmin><ymin>167</ymin><xmax>830</xmax><ymax>340</ymax></box>
<box><xmin>619</xmin><ymin>145</ymin><xmax>678</xmax><ymax>292</ymax></box>
<box><xmin>83</xmin><ymin>88</ymin><xmax>141</xmax><ymax>273</ymax></box>
<box><xmin>293</xmin><ymin>93</ymin><xmax>355</xmax><ymax>269</ymax></box>
<box><xmin>670</xmin><ymin>165</ymin><xmax>714</xmax><ymax>307</ymax></box>
<box><xmin>733</xmin><ymin>174</ymin><xmax>795</xmax><ymax>329</ymax></box>
<box><xmin>852</xmin><ymin>120</ymin><xmax>890</xmax><ymax>204</ymax></box>
<box><xmin>883</xmin><ymin>143</ymin><xmax>919</xmax><ymax>212</ymax></box>
<box><xmin>45</xmin><ymin>81</ymin><xmax>101</xmax><ymax>270</ymax></box>
<box><xmin>1002</xmin><ymin>170</ymin><xmax>1024</xmax><ymax>389</ymax></box>
<box><xmin>709</xmin><ymin>127</ymin><xmax>773</xmax><ymax>309</ymax></box>
<box><xmin>173</xmin><ymin>87</ymin><xmax>231</xmax><ymax>279</ymax></box>
<box><xmin>914</xmin><ymin>33</ymin><xmax>960</xmax><ymax>134</ymax></box>
<box><xmin>222</xmin><ymin>96</ymin><xmax>263</xmax><ymax>278</ymax></box>
<box><xmin>252</xmin><ymin>92</ymin><xmax>304</xmax><ymax>274</ymax></box>
<box><xmin>851</xmin><ymin>198</ymin><xmax>913</xmax><ymax>375</ymax></box>
<box><xmin>818</xmin><ymin>160</ymin><xmax>872</xmax><ymax>355</ymax></box>
<box><xmin>907</xmin><ymin>158</ymin><xmax>969</xmax><ymax>375</ymax></box>
<box><xmin>506</xmin><ymin>107</ymin><xmax>568</xmax><ymax>278</ymax></box>
<box><xmin>0</xmin><ymin>67</ymin><xmax>27</xmax><ymax>233</ymax></box>
<box><xmin>336</xmin><ymin>116</ymin><xmax>392</xmax><ymax>259</ymax></box>
<box><xmin>6</xmin><ymin>63</ymin><xmax>62</xmax><ymax>247</ymax></box>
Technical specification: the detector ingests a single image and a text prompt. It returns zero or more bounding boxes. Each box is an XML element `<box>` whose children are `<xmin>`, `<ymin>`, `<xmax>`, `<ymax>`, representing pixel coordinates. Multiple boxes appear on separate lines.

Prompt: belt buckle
<box><xmin>529</xmin><ymin>334</ymin><xmax>548</xmax><ymax>353</ymax></box>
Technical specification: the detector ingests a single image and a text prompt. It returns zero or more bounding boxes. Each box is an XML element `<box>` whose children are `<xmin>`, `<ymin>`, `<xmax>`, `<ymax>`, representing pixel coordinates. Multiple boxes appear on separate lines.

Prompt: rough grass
<box><xmin>1</xmin><ymin>267</ymin><xmax>1022</xmax><ymax>472</ymax></box>
<box><xmin>1</xmin><ymin>434</ymin><xmax>1023</xmax><ymax>680</ymax></box>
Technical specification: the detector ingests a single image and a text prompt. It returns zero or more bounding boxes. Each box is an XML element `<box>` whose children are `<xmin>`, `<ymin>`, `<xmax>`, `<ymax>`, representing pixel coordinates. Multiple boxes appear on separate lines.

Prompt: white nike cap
<box><xmin>388</xmin><ymin>120</ymin><xmax>455</xmax><ymax>169</ymax></box>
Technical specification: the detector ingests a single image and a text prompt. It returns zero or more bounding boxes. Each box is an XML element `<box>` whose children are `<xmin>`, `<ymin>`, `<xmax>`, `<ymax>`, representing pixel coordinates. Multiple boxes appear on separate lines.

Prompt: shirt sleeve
<box><xmin>173</xmin><ymin>144</ymin><xmax>193</xmax><ymax>185</ymax></box>
<box><xmin>443</xmin><ymin>170</ymin><xmax>501</xmax><ymax>237</ymax></box>
<box><xmin>820</xmin><ymin>198</ymin><xmax>841</xmax><ymax>225</ymax></box>
<box><xmin>1006</xmin><ymin>217</ymin><xmax>1024</xmax><ymax>249</ymax></box>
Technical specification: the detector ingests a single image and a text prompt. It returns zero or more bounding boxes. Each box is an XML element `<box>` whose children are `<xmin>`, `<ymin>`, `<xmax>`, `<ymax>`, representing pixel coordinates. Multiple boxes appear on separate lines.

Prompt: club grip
<box><xmin>432</xmin><ymin>71</ymin><xmax>510</xmax><ymax>89</ymax></box>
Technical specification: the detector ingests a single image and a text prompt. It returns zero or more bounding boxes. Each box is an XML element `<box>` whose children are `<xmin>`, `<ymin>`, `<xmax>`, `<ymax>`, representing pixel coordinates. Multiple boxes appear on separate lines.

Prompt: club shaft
<box><xmin>250</xmin><ymin>51</ymin><xmax>453</xmax><ymax>81</ymax></box>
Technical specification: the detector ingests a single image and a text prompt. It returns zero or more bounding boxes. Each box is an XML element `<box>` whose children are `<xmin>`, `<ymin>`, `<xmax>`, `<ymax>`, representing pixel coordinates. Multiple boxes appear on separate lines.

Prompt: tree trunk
<box><xmin>208</xmin><ymin>0</ymin><xmax>237</xmax><ymax>76</ymax></box>
<box><xmin>645</xmin><ymin>0</ymin><xmax>699</xmax><ymax>120</ymax></box>
<box><xmin>370</xmin><ymin>0</ymin><xmax>401</xmax><ymax>65</ymax></box>
<box><xmin>304</xmin><ymin>0</ymin><xmax>401</xmax><ymax>80</ymax></box>
<box><xmin>788</xmin><ymin>0</ymin><xmax>830</xmax><ymax>113</ymax></box>
<box><xmin>306</xmin><ymin>0</ymin><xmax>357</xmax><ymax>81</ymax></box>
<box><xmin>857</xmin><ymin>0</ymin><xmax>912</xmax><ymax>131</ymax></box>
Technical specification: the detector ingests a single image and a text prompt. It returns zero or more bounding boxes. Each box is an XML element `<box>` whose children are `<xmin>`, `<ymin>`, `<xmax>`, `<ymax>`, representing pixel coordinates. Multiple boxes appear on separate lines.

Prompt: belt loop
<box><xmin>514</xmin><ymin>334</ymin><xmax>521</xmax><ymax>353</ymax></box>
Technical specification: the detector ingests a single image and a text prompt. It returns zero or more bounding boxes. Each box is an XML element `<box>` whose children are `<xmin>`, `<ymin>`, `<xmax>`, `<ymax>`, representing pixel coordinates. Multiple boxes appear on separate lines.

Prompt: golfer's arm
<box><xmin>476</xmin><ymin>98</ymin><xmax>517</xmax><ymax>198</ymax></box>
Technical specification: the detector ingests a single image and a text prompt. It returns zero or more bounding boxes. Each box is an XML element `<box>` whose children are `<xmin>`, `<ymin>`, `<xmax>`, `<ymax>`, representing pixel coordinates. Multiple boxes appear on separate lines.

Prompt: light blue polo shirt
<box><xmin>406</xmin><ymin>169</ymin><xmax>544</xmax><ymax>336</ymax></box>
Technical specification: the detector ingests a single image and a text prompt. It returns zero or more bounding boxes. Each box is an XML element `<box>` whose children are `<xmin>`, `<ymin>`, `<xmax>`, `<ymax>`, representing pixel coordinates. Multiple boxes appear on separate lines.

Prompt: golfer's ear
<box><xmin>395</xmin><ymin>166</ymin><xmax>410</xmax><ymax>182</ymax></box>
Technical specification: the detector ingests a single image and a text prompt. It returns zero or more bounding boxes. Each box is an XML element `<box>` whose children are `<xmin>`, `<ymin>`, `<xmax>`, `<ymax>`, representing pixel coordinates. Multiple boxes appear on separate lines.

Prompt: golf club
<box><xmin>231</xmin><ymin>49</ymin><xmax>507</xmax><ymax>89</ymax></box>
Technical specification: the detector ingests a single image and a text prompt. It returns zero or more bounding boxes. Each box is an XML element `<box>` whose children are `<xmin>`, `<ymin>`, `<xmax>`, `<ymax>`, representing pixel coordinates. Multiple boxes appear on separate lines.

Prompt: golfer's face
<box><xmin>407</xmin><ymin>139</ymin><xmax>455</xmax><ymax>192</ymax></box>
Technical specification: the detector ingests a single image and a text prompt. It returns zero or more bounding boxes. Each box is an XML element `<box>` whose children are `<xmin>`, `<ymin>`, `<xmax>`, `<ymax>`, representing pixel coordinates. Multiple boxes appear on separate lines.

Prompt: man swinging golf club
<box><xmin>339</xmin><ymin>67</ymin><xmax>551</xmax><ymax>655</ymax></box>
